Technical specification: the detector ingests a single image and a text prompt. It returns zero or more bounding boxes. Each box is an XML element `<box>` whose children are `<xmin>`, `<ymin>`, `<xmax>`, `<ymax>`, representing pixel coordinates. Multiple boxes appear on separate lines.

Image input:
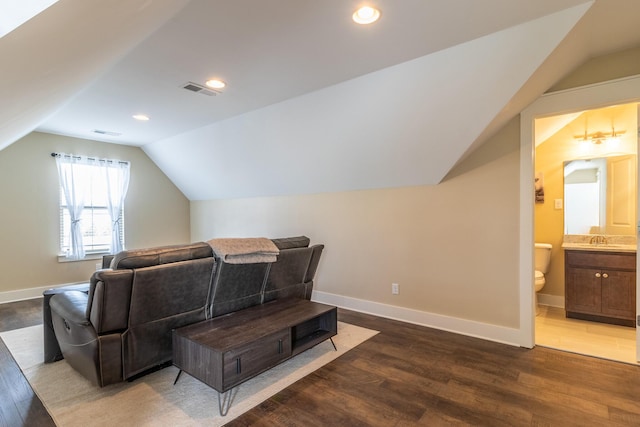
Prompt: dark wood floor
<box><xmin>0</xmin><ymin>298</ymin><xmax>55</xmax><ymax>427</ymax></box>
<box><xmin>2</xmin><ymin>299</ymin><xmax>640</xmax><ymax>426</ymax></box>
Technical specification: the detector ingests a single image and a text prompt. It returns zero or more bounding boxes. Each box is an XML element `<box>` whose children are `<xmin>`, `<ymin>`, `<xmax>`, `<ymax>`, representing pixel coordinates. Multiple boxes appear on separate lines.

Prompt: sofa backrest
<box><xmin>110</xmin><ymin>242</ymin><xmax>213</xmax><ymax>269</ymax></box>
<box><xmin>205</xmin><ymin>236</ymin><xmax>324</xmax><ymax>316</ymax></box>
<box><xmin>208</xmin><ymin>261</ymin><xmax>269</xmax><ymax>317</ymax></box>
<box><xmin>271</xmin><ymin>235</ymin><xmax>310</xmax><ymax>250</ymax></box>
<box><xmin>123</xmin><ymin>256</ymin><xmax>215</xmax><ymax>378</ymax></box>
<box><xmin>262</xmin><ymin>247</ymin><xmax>313</xmax><ymax>302</ymax></box>
<box><xmin>89</xmin><ymin>242</ymin><xmax>215</xmax><ymax>331</ymax></box>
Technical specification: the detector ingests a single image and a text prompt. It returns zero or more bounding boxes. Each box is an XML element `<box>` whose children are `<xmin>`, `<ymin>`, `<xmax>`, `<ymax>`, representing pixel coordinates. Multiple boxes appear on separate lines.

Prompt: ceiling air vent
<box><xmin>92</xmin><ymin>129</ymin><xmax>121</xmax><ymax>136</ymax></box>
<box><xmin>182</xmin><ymin>82</ymin><xmax>218</xmax><ymax>96</ymax></box>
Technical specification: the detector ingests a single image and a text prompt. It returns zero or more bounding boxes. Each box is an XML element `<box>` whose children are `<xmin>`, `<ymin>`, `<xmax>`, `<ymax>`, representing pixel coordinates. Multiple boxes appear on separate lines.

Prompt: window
<box><xmin>59</xmin><ymin>168</ymin><xmax>123</xmax><ymax>255</ymax></box>
<box><xmin>55</xmin><ymin>153</ymin><xmax>130</xmax><ymax>260</ymax></box>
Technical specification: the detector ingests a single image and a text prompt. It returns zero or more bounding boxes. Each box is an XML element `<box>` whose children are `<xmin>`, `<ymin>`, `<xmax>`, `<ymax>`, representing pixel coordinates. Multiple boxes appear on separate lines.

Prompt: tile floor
<box><xmin>535</xmin><ymin>305</ymin><xmax>638</xmax><ymax>365</ymax></box>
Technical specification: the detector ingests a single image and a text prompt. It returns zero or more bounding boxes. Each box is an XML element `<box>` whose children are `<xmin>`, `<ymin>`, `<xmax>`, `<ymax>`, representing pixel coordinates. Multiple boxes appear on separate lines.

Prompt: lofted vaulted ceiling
<box><xmin>2</xmin><ymin>0</ymin><xmax>640</xmax><ymax>200</ymax></box>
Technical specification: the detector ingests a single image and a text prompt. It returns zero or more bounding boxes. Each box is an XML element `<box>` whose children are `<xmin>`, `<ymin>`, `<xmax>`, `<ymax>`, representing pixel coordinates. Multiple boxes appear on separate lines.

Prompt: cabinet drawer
<box><xmin>565</xmin><ymin>251</ymin><xmax>636</xmax><ymax>270</ymax></box>
<box><xmin>223</xmin><ymin>330</ymin><xmax>291</xmax><ymax>389</ymax></box>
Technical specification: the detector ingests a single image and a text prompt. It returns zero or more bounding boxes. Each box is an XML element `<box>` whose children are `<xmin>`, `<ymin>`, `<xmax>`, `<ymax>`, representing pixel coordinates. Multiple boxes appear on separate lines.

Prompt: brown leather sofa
<box><xmin>47</xmin><ymin>236</ymin><xmax>324</xmax><ymax>387</ymax></box>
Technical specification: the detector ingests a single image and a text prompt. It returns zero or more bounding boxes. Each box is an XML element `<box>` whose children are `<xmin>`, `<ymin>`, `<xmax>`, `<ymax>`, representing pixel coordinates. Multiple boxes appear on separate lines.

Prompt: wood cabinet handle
<box><xmin>602</xmin><ymin>273</ymin><xmax>609</xmax><ymax>278</ymax></box>
<box><xmin>595</xmin><ymin>272</ymin><xmax>601</xmax><ymax>278</ymax></box>
<box><xmin>236</xmin><ymin>357</ymin><xmax>241</xmax><ymax>374</ymax></box>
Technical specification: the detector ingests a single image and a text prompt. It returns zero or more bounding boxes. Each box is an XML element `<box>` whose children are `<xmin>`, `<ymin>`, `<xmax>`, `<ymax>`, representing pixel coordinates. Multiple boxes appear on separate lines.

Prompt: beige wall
<box><xmin>535</xmin><ymin>103</ymin><xmax>638</xmax><ymax>297</ymax></box>
<box><xmin>0</xmin><ymin>132</ymin><xmax>190</xmax><ymax>295</ymax></box>
<box><xmin>548</xmin><ymin>46</ymin><xmax>640</xmax><ymax>92</ymax></box>
<box><xmin>192</xmin><ymin>118</ymin><xmax>521</xmax><ymax>328</ymax></box>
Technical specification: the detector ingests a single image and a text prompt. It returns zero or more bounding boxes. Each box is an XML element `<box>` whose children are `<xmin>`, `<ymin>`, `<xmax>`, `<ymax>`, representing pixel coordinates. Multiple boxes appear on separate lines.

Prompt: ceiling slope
<box><xmin>144</xmin><ymin>4</ymin><xmax>592</xmax><ymax>201</ymax></box>
<box><xmin>0</xmin><ymin>0</ymin><xmax>189</xmax><ymax>151</ymax></box>
<box><xmin>32</xmin><ymin>0</ymin><xmax>592</xmax><ymax>147</ymax></box>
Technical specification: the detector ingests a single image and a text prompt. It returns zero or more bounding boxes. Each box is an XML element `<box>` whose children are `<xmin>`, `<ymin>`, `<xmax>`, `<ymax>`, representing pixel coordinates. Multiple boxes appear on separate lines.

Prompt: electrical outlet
<box><xmin>392</xmin><ymin>283</ymin><xmax>399</xmax><ymax>295</ymax></box>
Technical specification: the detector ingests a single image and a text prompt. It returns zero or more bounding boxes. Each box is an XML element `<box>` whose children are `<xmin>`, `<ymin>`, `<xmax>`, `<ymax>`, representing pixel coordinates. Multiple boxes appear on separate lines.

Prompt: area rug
<box><xmin>1</xmin><ymin>322</ymin><xmax>378</xmax><ymax>426</ymax></box>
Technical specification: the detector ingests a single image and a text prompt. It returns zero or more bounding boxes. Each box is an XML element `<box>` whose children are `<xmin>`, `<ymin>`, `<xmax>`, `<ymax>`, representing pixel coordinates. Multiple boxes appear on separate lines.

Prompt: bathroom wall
<box><xmin>534</xmin><ymin>103</ymin><xmax>638</xmax><ymax>299</ymax></box>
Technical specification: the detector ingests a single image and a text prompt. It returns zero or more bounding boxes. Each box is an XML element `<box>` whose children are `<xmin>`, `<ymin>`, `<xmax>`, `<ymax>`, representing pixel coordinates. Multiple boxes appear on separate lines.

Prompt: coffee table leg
<box><xmin>218</xmin><ymin>387</ymin><xmax>238</xmax><ymax>416</ymax></box>
<box><xmin>173</xmin><ymin>370</ymin><xmax>182</xmax><ymax>385</ymax></box>
<box><xmin>330</xmin><ymin>337</ymin><xmax>337</xmax><ymax>351</ymax></box>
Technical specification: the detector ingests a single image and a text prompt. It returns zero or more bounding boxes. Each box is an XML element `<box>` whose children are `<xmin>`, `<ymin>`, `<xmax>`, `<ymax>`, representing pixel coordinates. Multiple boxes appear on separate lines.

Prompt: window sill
<box><xmin>57</xmin><ymin>253</ymin><xmax>107</xmax><ymax>263</ymax></box>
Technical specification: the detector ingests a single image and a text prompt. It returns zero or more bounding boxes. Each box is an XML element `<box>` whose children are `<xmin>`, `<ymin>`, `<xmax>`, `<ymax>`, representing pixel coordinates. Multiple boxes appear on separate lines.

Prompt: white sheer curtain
<box><xmin>55</xmin><ymin>153</ymin><xmax>130</xmax><ymax>259</ymax></box>
<box><xmin>55</xmin><ymin>154</ymin><xmax>91</xmax><ymax>260</ymax></box>
<box><xmin>104</xmin><ymin>160</ymin><xmax>130</xmax><ymax>254</ymax></box>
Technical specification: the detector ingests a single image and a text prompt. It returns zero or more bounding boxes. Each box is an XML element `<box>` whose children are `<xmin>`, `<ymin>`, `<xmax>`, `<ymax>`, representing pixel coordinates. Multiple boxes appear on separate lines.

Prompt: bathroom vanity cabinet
<box><xmin>564</xmin><ymin>250</ymin><xmax>636</xmax><ymax>327</ymax></box>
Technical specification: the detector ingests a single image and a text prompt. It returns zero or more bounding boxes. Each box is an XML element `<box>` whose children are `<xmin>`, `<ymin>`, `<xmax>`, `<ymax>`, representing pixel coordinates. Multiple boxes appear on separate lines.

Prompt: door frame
<box><xmin>519</xmin><ymin>74</ymin><xmax>640</xmax><ymax>348</ymax></box>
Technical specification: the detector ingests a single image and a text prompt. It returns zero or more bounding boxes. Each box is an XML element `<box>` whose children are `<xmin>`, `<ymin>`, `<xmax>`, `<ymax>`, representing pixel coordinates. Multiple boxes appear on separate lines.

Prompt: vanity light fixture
<box><xmin>574</xmin><ymin>126</ymin><xmax>625</xmax><ymax>144</ymax></box>
<box><xmin>132</xmin><ymin>114</ymin><xmax>150</xmax><ymax>121</ymax></box>
<box><xmin>352</xmin><ymin>6</ymin><xmax>381</xmax><ymax>24</ymax></box>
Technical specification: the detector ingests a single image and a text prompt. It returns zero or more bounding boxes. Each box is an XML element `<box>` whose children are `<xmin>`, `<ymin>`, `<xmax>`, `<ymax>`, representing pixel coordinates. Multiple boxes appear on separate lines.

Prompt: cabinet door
<box><xmin>565</xmin><ymin>267</ymin><xmax>602</xmax><ymax>315</ymax></box>
<box><xmin>601</xmin><ymin>269</ymin><xmax>636</xmax><ymax>320</ymax></box>
<box><xmin>222</xmin><ymin>330</ymin><xmax>291</xmax><ymax>390</ymax></box>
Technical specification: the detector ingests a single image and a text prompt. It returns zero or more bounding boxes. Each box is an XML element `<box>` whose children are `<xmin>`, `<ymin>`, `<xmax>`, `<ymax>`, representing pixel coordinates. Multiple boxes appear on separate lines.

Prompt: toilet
<box><xmin>534</xmin><ymin>243</ymin><xmax>552</xmax><ymax>314</ymax></box>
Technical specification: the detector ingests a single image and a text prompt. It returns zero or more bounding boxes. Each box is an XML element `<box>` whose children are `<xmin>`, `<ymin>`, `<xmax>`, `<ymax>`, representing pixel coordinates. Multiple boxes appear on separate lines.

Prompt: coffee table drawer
<box><xmin>223</xmin><ymin>330</ymin><xmax>291</xmax><ymax>389</ymax></box>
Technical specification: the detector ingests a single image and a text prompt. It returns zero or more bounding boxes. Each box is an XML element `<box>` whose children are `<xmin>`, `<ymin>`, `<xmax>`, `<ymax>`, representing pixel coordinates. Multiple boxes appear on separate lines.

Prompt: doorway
<box><xmin>519</xmin><ymin>75</ymin><xmax>640</xmax><ymax>362</ymax></box>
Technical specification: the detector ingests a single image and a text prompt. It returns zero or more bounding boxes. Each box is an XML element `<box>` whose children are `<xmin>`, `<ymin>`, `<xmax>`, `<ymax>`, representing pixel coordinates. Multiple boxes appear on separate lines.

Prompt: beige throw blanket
<box><xmin>207</xmin><ymin>237</ymin><xmax>280</xmax><ymax>264</ymax></box>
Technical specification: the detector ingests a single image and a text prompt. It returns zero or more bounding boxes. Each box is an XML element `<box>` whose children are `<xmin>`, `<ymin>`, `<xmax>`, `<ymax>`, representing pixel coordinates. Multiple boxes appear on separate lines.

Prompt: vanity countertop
<box><xmin>561</xmin><ymin>242</ymin><xmax>637</xmax><ymax>253</ymax></box>
<box><xmin>562</xmin><ymin>234</ymin><xmax>637</xmax><ymax>253</ymax></box>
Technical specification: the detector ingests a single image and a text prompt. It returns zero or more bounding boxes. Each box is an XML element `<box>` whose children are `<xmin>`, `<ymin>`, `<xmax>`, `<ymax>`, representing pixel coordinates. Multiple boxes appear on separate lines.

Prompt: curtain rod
<box><xmin>50</xmin><ymin>152</ymin><xmax>129</xmax><ymax>165</ymax></box>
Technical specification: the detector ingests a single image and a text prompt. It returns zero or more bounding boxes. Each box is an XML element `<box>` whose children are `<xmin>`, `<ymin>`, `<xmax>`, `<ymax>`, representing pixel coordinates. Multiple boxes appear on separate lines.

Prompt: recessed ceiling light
<box><xmin>132</xmin><ymin>114</ymin><xmax>150</xmax><ymax>121</ymax></box>
<box><xmin>205</xmin><ymin>79</ymin><xmax>226</xmax><ymax>90</ymax></box>
<box><xmin>352</xmin><ymin>6</ymin><xmax>380</xmax><ymax>24</ymax></box>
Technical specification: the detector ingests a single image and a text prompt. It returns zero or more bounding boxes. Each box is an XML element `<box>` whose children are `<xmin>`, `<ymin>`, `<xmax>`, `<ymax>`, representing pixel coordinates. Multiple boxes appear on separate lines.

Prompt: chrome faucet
<box><xmin>589</xmin><ymin>235</ymin><xmax>608</xmax><ymax>245</ymax></box>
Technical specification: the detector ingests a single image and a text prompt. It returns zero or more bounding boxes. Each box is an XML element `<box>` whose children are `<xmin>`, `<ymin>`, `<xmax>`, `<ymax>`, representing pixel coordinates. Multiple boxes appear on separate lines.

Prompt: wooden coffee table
<box><xmin>172</xmin><ymin>298</ymin><xmax>337</xmax><ymax>415</ymax></box>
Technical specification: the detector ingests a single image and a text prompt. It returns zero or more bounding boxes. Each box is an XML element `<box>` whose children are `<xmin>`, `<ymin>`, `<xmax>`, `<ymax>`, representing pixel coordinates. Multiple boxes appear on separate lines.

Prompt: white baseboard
<box><xmin>4</xmin><ymin>286</ymin><xmax>535</xmax><ymax>348</ymax></box>
<box><xmin>311</xmin><ymin>290</ymin><xmax>523</xmax><ymax>347</ymax></box>
<box><xmin>537</xmin><ymin>293</ymin><xmax>564</xmax><ymax>308</ymax></box>
<box><xmin>0</xmin><ymin>282</ymin><xmax>85</xmax><ymax>304</ymax></box>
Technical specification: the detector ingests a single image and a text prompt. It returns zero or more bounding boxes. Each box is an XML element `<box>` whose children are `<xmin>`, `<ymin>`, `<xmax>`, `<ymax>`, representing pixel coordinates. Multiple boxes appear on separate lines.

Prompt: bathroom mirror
<box><xmin>564</xmin><ymin>155</ymin><xmax>637</xmax><ymax>235</ymax></box>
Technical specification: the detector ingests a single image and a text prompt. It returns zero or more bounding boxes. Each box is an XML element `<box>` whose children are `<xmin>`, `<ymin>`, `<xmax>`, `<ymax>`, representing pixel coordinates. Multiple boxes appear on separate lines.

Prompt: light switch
<box><xmin>554</xmin><ymin>199</ymin><xmax>563</xmax><ymax>209</ymax></box>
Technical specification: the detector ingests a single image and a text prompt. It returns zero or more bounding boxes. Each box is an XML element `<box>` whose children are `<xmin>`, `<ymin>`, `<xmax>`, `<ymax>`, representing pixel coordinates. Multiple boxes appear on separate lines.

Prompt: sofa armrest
<box><xmin>49</xmin><ymin>291</ymin><xmax>90</xmax><ymax>326</ymax></box>
<box><xmin>304</xmin><ymin>244</ymin><xmax>324</xmax><ymax>283</ymax></box>
<box><xmin>42</xmin><ymin>283</ymin><xmax>91</xmax><ymax>363</ymax></box>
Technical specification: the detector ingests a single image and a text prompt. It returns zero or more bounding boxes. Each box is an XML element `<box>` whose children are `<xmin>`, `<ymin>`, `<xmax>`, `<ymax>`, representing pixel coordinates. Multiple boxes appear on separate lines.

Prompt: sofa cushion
<box><xmin>110</xmin><ymin>242</ymin><xmax>213</xmax><ymax>270</ymax></box>
<box><xmin>271</xmin><ymin>236</ymin><xmax>310</xmax><ymax>250</ymax></box>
